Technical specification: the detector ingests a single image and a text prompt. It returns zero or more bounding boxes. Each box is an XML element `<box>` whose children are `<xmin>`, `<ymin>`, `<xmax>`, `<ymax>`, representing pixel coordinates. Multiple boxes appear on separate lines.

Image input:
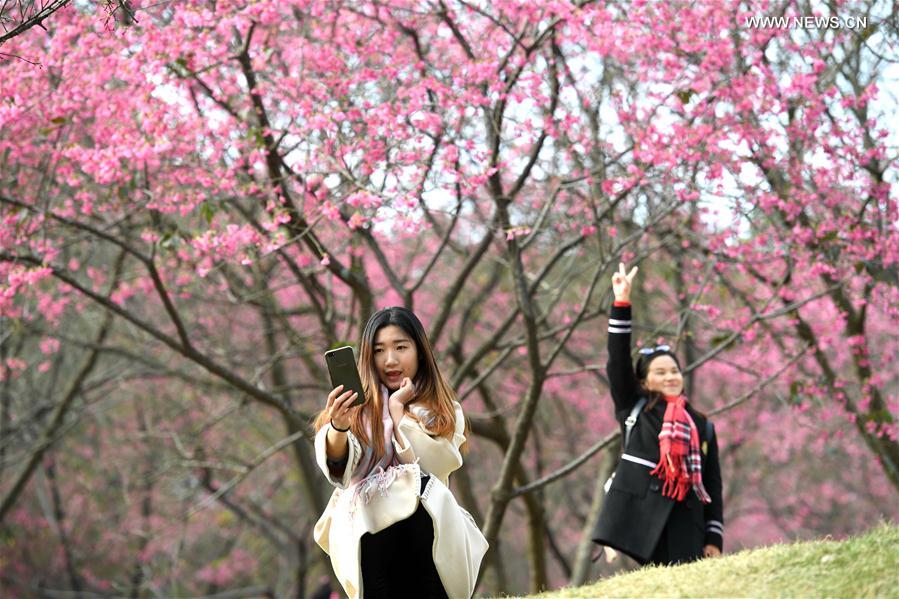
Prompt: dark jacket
<box><xmin>591</xmin><ymin>303</ymin><xmax>724</xmax><ymax>564</ymax></box>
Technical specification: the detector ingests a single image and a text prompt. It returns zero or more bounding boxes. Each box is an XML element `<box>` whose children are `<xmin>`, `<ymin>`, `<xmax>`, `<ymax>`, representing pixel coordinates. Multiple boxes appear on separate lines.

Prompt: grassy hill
<box><xmin>503</xmin><ymin>522</ymin><xmax>899</xmax><ymax>598</ymax></box>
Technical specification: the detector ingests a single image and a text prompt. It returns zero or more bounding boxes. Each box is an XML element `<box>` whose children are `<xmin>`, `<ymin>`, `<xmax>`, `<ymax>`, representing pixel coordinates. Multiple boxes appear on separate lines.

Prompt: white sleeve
<box><xmin>393</xmin><ymin>401</ymin><xmax>466</xmax><ymax>481</ymax></box>
<box><xmin>314</xmin><ymin>423</ymin><xmax>362</xmax><ymax>489</ymax></box>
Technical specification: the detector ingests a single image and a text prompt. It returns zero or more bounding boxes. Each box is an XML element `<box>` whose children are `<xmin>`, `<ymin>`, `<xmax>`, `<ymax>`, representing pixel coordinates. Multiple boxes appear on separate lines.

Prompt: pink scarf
<box><xmin>649</xmin><ymin>394</ymin><xmax>711</xmax><ymax>504</ymax></box>
<box><xmin>350</xmin><ymin>387</ymin><xmax>399</xmax><ymax>485</ymax></box>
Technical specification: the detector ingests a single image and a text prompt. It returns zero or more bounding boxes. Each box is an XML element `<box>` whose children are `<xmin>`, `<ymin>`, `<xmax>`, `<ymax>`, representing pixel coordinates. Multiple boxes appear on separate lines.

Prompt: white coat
<box><xmin>313</xmin><ymin>401</ymin><xmax>488</xmax><ymax>598</ymax></box>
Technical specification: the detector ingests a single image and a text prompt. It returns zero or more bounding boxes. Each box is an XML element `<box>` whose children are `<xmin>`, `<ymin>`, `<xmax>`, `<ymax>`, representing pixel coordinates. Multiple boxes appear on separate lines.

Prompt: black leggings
<box><xmin>359</xmin><ymin>478</ymin><xmax>448</xmax><ymax>599</ymax></box>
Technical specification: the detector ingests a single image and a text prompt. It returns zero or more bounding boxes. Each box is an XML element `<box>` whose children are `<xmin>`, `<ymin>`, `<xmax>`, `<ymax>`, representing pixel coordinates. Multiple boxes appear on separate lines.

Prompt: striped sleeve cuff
<box><xmin>608</xmin><ymin>317</ymin><xmax>631</xmax><ymax>334</ymax></box>
<box><xmin>705</xmin><ymin>520</ymin><xmax>723</xmax><ymax>550</ymax></box>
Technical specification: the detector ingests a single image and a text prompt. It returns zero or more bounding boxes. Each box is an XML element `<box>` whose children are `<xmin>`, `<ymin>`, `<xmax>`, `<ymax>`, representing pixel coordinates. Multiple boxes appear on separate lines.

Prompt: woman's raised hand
<box><xmin>389</xmin><ymin>377</ymin><xmax>416</xmax><ymax>406</ymax></box>
<box><xmin>611</xmin><ymin>262</ymin><xmax>638</xmax><ymax>302</ymax></box>
<box><xmin>326</xmin><ymin>385</ymin><xmax>358</xmax><ymax>431</ymax></box>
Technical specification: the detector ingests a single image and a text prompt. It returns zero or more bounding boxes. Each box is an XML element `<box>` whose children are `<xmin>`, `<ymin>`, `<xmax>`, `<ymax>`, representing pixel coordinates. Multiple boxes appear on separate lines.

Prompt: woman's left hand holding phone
<box><xmin>327</xmin><ymin>384</ymin><xmax>358</xmax><ymax>431</ymax></box>
<box><xmin>324</xmin><ymin>385</ymin><xmax>358</xmax><ymax>459</ymax></box>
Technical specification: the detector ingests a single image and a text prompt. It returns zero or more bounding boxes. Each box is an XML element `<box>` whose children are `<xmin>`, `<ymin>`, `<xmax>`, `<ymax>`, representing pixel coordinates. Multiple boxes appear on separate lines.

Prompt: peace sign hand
<box><xmin>612</xmin><ymin>262</ymin><xmax>639</xmax><ymax>302</ymax></box>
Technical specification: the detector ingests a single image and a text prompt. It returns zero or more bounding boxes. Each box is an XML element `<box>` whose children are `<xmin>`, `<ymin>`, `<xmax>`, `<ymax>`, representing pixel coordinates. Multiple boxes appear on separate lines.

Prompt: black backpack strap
<box><xmin>700</xmin><ymin>418</ymin><xmax>715</xmax><ymax>456</ymax></box>
<box><xmin>623</xmin><ymin>397</ymin><xmax>647</xmax><ymax>449</ymax></box>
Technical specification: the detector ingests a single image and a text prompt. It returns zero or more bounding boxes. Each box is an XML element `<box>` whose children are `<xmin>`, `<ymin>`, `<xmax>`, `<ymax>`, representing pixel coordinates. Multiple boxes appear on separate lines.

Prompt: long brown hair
<box><xmin>315</xmin><ymin>307</ymin><xmax>463</xmax><ymax>461</ymax></box>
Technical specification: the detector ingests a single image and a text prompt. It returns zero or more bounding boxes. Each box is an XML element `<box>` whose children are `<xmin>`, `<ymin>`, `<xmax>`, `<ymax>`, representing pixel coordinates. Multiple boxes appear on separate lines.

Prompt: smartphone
<box><xmin>325</xmin><ymin>346</ymin><xmax>366</xmax><ymax>408</ymax></box>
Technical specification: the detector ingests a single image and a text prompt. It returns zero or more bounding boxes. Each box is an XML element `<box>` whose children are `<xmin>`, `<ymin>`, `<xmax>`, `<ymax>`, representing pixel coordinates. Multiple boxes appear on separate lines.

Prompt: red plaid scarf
<box><xmin>649</xmin><ymin>394</ymin><xmax>711</xmax><ymax>504</ymax></box>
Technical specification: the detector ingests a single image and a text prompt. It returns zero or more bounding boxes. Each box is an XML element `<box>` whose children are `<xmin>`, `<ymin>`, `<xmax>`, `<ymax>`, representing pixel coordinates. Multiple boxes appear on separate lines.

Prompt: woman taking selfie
<box><xmin>592</xmin><ymin>264</ymin><xmax>724</xmax><ymax>566</ymax></box>
<box><xmin>313</xmin><ymin>306</ymin><xmax>487</xmax><ymax>598</ymax></box>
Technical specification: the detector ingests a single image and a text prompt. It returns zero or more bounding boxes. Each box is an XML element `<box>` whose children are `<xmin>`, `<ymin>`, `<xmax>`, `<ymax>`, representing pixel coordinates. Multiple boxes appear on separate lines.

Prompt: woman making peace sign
<box><xmin>592</xmin><ymin>264</ymin><xmax>724</xmax><ymax>565</ymax></box>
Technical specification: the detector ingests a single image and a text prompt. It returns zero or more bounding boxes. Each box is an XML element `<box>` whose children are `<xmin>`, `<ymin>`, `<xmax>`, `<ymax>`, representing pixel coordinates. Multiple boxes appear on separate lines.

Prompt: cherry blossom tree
<box><xmin>1</xmin><ymin>0</ymin><xmax>896</xmax><ymax>595</ymax></box>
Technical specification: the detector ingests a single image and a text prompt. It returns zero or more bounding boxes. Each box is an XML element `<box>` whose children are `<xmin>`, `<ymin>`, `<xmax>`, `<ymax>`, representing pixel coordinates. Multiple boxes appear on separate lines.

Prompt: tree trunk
<box><xmin>570</xmin><ymin>439</ymin><xmax>619</xmax><ymax>586</ymax></box>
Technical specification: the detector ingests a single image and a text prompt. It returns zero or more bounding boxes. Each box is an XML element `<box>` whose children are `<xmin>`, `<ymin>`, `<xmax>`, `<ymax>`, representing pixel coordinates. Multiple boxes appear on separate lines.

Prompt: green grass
<box><xmin>501</xmin><ymin>522</ymin><xmax>899</xmax><ymax>598</ymax></box>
